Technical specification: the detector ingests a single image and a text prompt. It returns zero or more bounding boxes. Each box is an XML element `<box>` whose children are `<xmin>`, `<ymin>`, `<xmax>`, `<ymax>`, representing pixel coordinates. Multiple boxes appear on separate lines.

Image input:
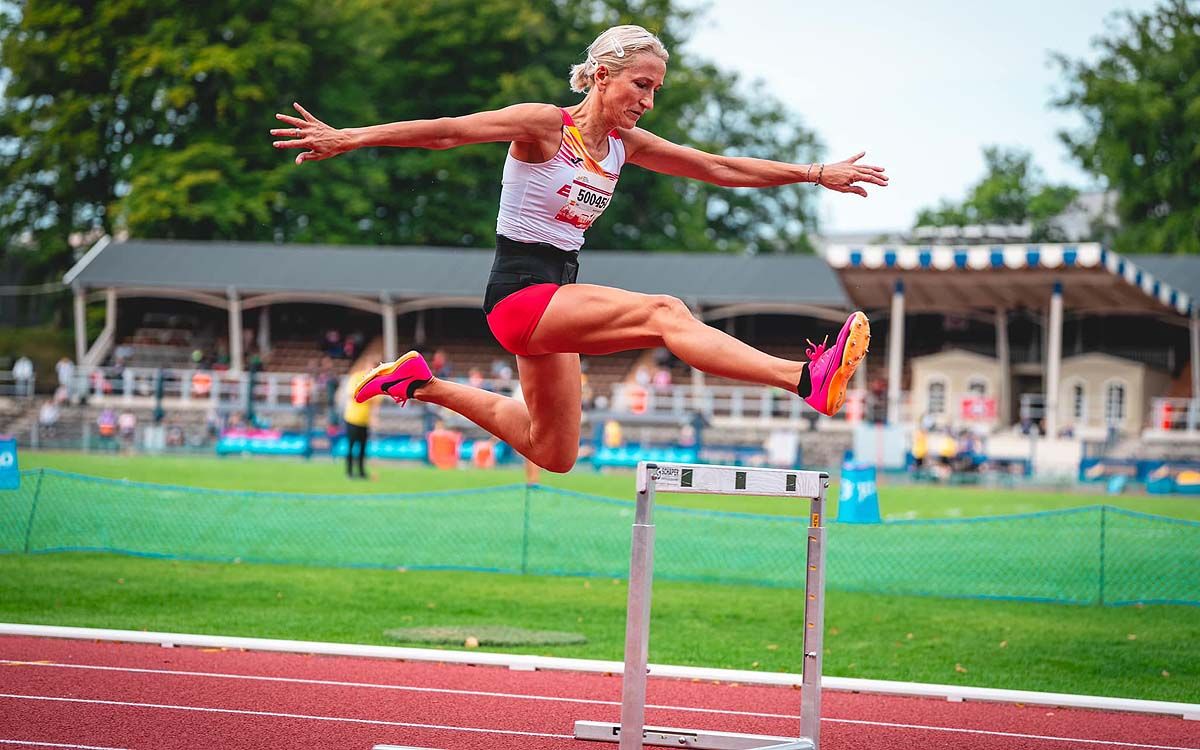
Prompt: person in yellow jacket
<box><xmin>343</xmin><ymin>371</ymin><xmax>379</xmax><ymax>479</ymax></box>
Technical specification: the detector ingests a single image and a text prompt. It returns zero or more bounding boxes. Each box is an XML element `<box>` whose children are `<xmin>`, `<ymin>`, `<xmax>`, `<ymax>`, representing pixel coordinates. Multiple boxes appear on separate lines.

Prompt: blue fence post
<box><xmin>1098</xmin><ymin>505</ymin><xmax>1107</xmax><ymax>606</ymax></box>
<box><xmin>520</xmin><ymin>484</ymin><xmax>533</xmax><ymax>575</ymax></box>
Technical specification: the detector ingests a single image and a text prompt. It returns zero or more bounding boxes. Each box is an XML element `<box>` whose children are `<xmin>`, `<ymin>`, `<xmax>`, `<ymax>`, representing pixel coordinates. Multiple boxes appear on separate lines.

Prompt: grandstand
<box><xmin>1</xmin><ymin>236</ymin><xmax>1196</xmax><ymax>477</ymax></box>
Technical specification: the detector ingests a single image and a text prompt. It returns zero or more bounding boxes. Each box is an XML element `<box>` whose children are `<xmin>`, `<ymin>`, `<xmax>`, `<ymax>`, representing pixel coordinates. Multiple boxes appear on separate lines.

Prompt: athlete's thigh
<box><xmin>516</xmin><ymin>351</ymin><xmax>582</xmax><ymax>448</ymax></box>
<box><xmin>528</xmin><ymin>283</ymin><xmax>664</xmax><ymax>356</ymax></box>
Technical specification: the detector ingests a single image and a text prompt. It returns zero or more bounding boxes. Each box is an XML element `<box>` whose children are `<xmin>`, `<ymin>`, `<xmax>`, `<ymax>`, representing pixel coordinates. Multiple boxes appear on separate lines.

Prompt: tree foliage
<box><xmin>914</xmin><ymin>146</ymin><xmax>1079</xmax><ymax>241</ymax></box>
<box><xmin>0</xmin><ymin>0</ymin><xmax>823</xmax><ymax>284</ymax></box>
<box><xmin>1053</xmin><ymin>0</ymin><xmax>1200</xmax><ymax>254</ymax></box>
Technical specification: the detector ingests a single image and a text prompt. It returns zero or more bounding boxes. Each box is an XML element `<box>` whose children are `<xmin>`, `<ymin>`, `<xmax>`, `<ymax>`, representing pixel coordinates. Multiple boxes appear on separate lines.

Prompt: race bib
<box><xmin>554</xmin><ymin>169</ymin><xmax>617</xmax><ymax>230</ymax></box>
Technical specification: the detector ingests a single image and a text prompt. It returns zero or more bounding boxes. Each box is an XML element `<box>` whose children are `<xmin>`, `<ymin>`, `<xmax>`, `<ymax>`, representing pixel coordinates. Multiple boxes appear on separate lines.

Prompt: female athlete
<box><xmin>271</xmin><ymin>24</ymin><xmax>886</xmax><ymax>473</ymax></box>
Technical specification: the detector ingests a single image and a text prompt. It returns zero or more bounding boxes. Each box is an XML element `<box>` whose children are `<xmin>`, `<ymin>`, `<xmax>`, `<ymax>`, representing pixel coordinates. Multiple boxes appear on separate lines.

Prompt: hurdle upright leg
<box><xmin>618</xmin><ymin>463</ymin><xmax>657</xmax><ymax>750</ymax></box>
<box><xmin>575</xmin><ymin>461</ymin><xmax>828</xmax><ymax>750</ymax></box>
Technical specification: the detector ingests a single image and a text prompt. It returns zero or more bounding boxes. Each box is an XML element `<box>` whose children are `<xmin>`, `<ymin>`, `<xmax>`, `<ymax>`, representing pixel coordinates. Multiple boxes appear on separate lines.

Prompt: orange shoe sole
<box><xmin>825</xmin><ymin>312</ymin><xmax>871</xmax><ymax>415</ymax></box>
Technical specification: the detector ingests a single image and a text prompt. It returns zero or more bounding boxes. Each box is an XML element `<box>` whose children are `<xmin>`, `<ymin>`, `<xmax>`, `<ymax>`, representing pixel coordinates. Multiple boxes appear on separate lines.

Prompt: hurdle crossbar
<box><xmin>573</xmin><ymin>461</ymin><xmax>829</xmax><ymax>750</ymax></box>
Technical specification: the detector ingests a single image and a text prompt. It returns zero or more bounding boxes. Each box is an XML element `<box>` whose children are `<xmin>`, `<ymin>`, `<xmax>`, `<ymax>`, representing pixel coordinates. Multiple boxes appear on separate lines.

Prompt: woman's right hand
<box><xmin>270</xmin><ymin>103</ymin><xmax>353</xmax><ymax>166</ymax></box>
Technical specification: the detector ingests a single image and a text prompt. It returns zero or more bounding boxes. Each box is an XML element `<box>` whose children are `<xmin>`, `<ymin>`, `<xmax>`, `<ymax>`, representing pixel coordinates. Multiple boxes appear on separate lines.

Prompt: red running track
<box><xmin>0</xmin><ymin>636</ymin><xmax>1196</xmax><ymax>750</ymax></box>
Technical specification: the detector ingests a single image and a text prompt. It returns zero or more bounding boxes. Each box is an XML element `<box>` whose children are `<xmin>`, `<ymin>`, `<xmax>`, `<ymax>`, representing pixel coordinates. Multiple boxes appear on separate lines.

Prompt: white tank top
<box><xmin>496</xmin><ymin>108</ymin><xmax>626</xmax><ymax>252</ymax></box>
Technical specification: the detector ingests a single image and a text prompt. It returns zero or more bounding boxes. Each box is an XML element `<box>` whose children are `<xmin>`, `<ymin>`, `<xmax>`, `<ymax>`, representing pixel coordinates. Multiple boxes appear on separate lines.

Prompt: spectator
<box><xmin>55</xmin><ymin>356</ymin><xmax>75</xmax><ymax>388</ymax></box>
<box><xmin>97</xmin><ymin>408</ymin><xmax>117</xmax><ymax>439</ymax></box>
<box><xmin>118</xmin><ymin>411</ymin><xmax>137</xmax><ymax>443</ymax></box>
<box><xmin>652</xmin><ymin>365</ymin><xmax>672</xmax><ymax>392</ymax></box>
<box><xmin>38</xmin><ymin>400</ymin><xmax>60</xmax><ymax>431</ymax></box>
<box><xmin>12</xmin><ymin>355</ymin><xmax>34</xmax><ymax>397</ymax></box>
<box><xmin>114</xmin><ymin>343</ymin><xmax>134</xmax><ymax>366</ymax></box>
<box><xmin>431</xmin><ymin>348</ymin><xmax>451</xmax><ymax>378</ymax></box>
<box><xmin>342</xmin><ymin>370</ymin><xmax>379</xmax><ymax>480</ymax></box>
<box><xmin>634</xmin><ymin>365</ymin><xmax>651</xmax><ymax>387</ymax></box>
<box><xmin>467</xmin><ymin>367</ymin><xmax>485</xmax><ymax>389</ymax></box>
<box><xmin>911</xmin><ymin>426</ymin><xmax>928</xmax><ymax>470</ymax></box>
<box><xmin>323</xmin><ymin>329</ymin><xmax>343</xmax><ymax>358</ymax></box>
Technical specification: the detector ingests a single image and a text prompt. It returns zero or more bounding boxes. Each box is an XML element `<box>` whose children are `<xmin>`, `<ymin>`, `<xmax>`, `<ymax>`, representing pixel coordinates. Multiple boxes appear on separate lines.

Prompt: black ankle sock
<box><xmin>797</xmin><ymin>365</ymin><xmax>812</xmax><ymax>397</ymax></box>
<box><xmin>407</xmin><ymin>377</ymin><xmax>432</xmax><ymax>400</ymax></box>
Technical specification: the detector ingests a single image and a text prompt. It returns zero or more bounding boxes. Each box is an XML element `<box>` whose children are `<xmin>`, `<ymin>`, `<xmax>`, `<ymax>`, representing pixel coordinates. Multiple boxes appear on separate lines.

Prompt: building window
<box><xmin>927</xmin><ymin>379</ymin><xmax>947</xmax><ymax>416</ymax></box>
<box><xmin>966</xmin><ymin>378</ymin><xmax>988</xmax><ymax>397</ymax></box>
<box><xmin>1104</xmin><ymin>382</ymin><xmax>1126</xmax><ymax>425</ymax></box>
<box><xmin>1071</xmin><ymin>382</ymin><xmax>1086</xmax><ymax>421</ymax></box>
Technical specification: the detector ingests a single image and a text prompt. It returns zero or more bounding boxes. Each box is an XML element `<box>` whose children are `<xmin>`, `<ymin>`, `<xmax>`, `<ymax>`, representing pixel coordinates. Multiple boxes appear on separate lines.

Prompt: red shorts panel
<box><xmin>486</xmin><ymin>283</ymin><xmax>560</xmax><ymax>356</ymax></box>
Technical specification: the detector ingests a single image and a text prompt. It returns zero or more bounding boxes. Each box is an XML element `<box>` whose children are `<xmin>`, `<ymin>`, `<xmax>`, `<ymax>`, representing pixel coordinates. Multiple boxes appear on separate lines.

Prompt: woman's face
<box><xmin>599</xmin><ymin>53</ymin><xmax>666</xmax><ymax>128</ymax></box>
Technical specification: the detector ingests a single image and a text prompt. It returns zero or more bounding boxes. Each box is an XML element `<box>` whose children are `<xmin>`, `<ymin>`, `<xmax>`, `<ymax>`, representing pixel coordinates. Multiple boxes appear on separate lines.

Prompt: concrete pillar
<box><xmin>887</xmin><ymin>280</ymin><xmax>905</xmax><ymax>425</ymax></box>
<box><xmin>381</xmin><ymin>296</ymin><xmax>398</xmax><ymax>362</ymax></box>
<box><xmin>227</xmin><ymin>287</ymin><xmax>244</xmax><ymax>373</ymax></box>
<box><xmin>1045</xmin><ymin>282</ymin><xmax>1064</xmax><ymax>437</ymax></box>
<box><xmin>1191</xmin><ymin>308</ymin><xmax>1199</xmax><ymax>400</ymax></box>
<box><xmin>995</xmin><ymin>308</ymin><xmax>1010</xmax><ymax>427</ymax></box>
<box><xmin>257</xmin><ymin>305</ymin><xmax>271</xmax><ymax>355</ymax></box>
<box><xmin>105</xmin><ymin>287</ymin><xmax>117</xmax><ymax>334</ymax></box>
<box><xmin>73</xmin><ymin>285</ymin><xmax>87</xmax><ymax>365</ymax></box>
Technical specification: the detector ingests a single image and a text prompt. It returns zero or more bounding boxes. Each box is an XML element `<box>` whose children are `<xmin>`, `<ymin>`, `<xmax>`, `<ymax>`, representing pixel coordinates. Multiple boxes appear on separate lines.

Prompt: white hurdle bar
<box><xmin>574</xmin><ymin>461</ymin><xmax>829</xmax><ymax>750</ymax></box>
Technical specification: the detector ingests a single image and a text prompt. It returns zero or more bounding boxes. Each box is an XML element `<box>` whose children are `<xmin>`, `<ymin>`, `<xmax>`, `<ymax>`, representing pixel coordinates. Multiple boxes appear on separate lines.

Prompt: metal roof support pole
<box><xmin>886</xmin><ymin>280</ymin><xmax>905</xmax><ymax>425</ymax></box>
<box><xmin>381</xmin><ymin>295</ymin><xmax>398</xmax><ymax>362</ymax></box>
<box><xmin>227</xmin><ymin>286</ymin><xmax>244</xmax><ymax>373</ymax></box>
<box><xmin>1045</xmin><ymin>282</ymin><xmax>1064</xmax><ymax>438</ymax></box>
<box><xmin>257</xmin><ymin>305</ymin><xmax>271</xmax><ymax>355</ymax></box>
<box><xmin>692</xmin><ymin>302</ymin><xmax>707</xmax><ymax>398</ymax></box>
<box><xmin>1190</xmin><ymin>307</ymin><xmax>1199</xmax><ymax>431</ymax></box>
<box><xmin>72</xmin><ymin>284</ymin><xmax>87</xmax><ymax>365</ymax></box>
<box><xmin>995</xmin><ymin>307</ymin><xmax>1010</xmax><ymax>428</ymax></box>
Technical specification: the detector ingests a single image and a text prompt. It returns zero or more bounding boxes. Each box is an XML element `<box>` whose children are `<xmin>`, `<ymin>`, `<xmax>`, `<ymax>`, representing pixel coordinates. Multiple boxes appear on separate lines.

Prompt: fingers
<box><xmin>273</xmin><ymin>139</ymin><xmax>307</xmax><ymax>149</ymax></box>
<box><xmin>275</xmin><ymin>113</ymin><xmax>306</xmax><ymax>128</ymax></box>
<box><xmin>293</xmin><ymin>102</ymin><xmax>320</xmax><ymax>123</ymax></box>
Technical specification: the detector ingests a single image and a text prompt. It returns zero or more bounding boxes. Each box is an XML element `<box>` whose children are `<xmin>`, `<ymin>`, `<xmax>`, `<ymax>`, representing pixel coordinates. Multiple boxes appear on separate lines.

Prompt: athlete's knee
<box><xmin>648</xmin><ymin>294</ymin><xmax>694</xmax><ymax>335</ymax></box>
<box><xmin>533</xmin><ymin>449</ymin><xmax>577</xmax><ymax>474</ymax></box>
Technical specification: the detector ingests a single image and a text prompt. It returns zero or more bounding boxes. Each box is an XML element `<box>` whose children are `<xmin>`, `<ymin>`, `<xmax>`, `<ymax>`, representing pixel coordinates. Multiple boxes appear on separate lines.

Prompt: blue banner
<box><xmin>0</xmin><ymin>437</ymin><xmax>18</xmax><ymax>490</ymax></box>
<box><xmin>837</xmin><ymin>462</ymin><xmax>880</xmax><ymax>523</ymax></box>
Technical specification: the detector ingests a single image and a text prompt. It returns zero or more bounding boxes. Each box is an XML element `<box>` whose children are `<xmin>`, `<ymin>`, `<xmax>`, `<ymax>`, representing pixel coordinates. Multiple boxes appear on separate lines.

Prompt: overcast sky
<box><xmin>680</xmin><ymin>0</ymin><xmax>1161</xmax><ymax>234</ymax></box>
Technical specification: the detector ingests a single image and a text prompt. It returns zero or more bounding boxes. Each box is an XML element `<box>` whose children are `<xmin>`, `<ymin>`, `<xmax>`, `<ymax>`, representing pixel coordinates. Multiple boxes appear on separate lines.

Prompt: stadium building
<box><xmin>5</xmin><ymin>236</ymin><xmax>1196</xmax><ymax>475</ymax></box>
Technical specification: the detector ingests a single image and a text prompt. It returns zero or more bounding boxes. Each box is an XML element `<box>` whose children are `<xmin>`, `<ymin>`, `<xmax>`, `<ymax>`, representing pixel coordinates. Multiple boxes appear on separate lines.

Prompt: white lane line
<box><xmin>0</xmin><ymin>694</ymin><xmax>572</xmax><ymax>741</ymax></box>
<box><xmin>0</xmin><ymin>742</ymin><xmax>131</xmax><ymax>750</ymax></box>
<box><xmin>1</xmin><ymin>684</ymin><xmax>1195</xmax><ymax>750</ymax></box>
<box><xmin>829</xmin><ymin>717</ymin><xmax>1200</xmax><ymax>750</ymax></box>
<box><xmin>0</xmin><ymin>659</ymin><xmax>796</xmax><ymax>721</ymax></box>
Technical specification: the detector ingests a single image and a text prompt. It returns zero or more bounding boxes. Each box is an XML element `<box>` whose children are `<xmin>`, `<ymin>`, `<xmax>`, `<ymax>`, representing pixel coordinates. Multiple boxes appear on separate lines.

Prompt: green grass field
<box><xmin>2</xmin><ymin>450</ymin><xmax>1198</xmax><ymax>703</ymax></box>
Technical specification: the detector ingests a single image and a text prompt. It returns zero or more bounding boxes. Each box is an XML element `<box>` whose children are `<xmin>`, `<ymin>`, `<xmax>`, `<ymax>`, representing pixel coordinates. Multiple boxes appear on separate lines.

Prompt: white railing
<box><xmin>607</xmin><ymin>382</ymin><xmax>896</xmax><ymax>426</ymax></box>
<box><xmin>77</xmin><ymin>366</ymin><xmax>321</xmax><ymax>410</ymax></box>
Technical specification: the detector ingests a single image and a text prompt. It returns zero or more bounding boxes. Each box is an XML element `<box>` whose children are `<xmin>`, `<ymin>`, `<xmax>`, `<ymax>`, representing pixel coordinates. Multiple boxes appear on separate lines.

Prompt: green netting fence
<box><xmin>3</xmin><ymin>469</ymin><xmax>1198</xmax><ymax>606</ymax></box>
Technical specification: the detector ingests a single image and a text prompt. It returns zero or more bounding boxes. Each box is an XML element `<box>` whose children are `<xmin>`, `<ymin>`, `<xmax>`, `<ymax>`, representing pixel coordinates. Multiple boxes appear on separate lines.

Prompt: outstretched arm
<box><xmin>271</xmin><ymin>102</ymin><xmax>560</xmax><ymax>166</ymax></box>
<box><xmin>622</xmin><ymin>127</ymin><xmax>888</xmax><ymax>197</ymax></box>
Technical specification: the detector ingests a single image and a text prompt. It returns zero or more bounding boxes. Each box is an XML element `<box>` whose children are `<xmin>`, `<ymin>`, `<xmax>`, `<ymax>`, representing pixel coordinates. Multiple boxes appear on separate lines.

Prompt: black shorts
<box><xmin>483</xmin><ymin>235</ymin><xmax>579</xmax><ymax>314</ymax></box>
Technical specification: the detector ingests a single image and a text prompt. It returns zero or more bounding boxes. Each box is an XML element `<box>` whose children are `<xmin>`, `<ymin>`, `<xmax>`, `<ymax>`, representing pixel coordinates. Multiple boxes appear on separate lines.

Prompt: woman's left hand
<box><xmin>817</xmin><ymin>152</ymin><xmax>889</xmax><ymax>197</ymax></box>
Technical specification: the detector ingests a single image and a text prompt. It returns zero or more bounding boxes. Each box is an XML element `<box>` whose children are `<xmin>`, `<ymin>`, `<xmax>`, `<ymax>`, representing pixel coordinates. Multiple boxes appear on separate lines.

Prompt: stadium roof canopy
<box><xmin>825</xmin><ymin>243</ymin><xmax>1198</xmax><ymax>320</ymax></box>
<box><xmin>62</xmin><ymin>238</ymin><xmax>851</xmax><ymax>321</ymax></box>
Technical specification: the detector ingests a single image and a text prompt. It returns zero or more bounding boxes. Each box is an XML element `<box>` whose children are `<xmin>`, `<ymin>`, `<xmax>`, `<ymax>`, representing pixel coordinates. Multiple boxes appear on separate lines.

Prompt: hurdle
<box><xmin>574</xmin><ymin>461</ymin><xmax>829</xmax><ymax>750</ymax></box>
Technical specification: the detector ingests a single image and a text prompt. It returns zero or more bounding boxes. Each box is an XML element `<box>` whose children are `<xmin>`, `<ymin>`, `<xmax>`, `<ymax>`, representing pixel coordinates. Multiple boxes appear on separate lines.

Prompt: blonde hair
<box><xmin>569</xmin><ymin>25</ymin><xmax>669</xmax><ymax>94</ymax></box>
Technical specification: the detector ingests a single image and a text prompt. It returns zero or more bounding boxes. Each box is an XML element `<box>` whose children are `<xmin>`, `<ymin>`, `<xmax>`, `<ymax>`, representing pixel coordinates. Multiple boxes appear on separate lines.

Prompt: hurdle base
<box><xmin>573</xmin><ymin>720</ymin><xmax>814</xmax><ymax>749</ymax></box>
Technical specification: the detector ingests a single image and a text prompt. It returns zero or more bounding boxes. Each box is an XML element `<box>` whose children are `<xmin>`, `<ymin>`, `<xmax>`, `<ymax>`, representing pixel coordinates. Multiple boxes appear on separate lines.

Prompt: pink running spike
<box><xmin>802</xmin><ymin>312</ymin><xmax>871</xmax><ymax>417</ymax></box>
<box><xmin>353</xmin><ymin>350</ymin><xmax>433</xmax><ymax>406</ymax></box>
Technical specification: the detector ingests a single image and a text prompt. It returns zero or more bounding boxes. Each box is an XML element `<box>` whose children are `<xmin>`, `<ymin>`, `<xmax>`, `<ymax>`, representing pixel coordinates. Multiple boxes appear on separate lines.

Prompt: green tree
<box><xmin>1053</xmin><ymin>0</ymin><xmax>1200</xmax><ymax>254</ymax></box>
<box><xmin>0</xmin><ymin>0</ymin><xmax>823</xmax><ymax>287</ymax></box>
<box><xmin>914</xmin><ymin>146</ymin><xmax>1078</xmax><ymax>241</ymax></box>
